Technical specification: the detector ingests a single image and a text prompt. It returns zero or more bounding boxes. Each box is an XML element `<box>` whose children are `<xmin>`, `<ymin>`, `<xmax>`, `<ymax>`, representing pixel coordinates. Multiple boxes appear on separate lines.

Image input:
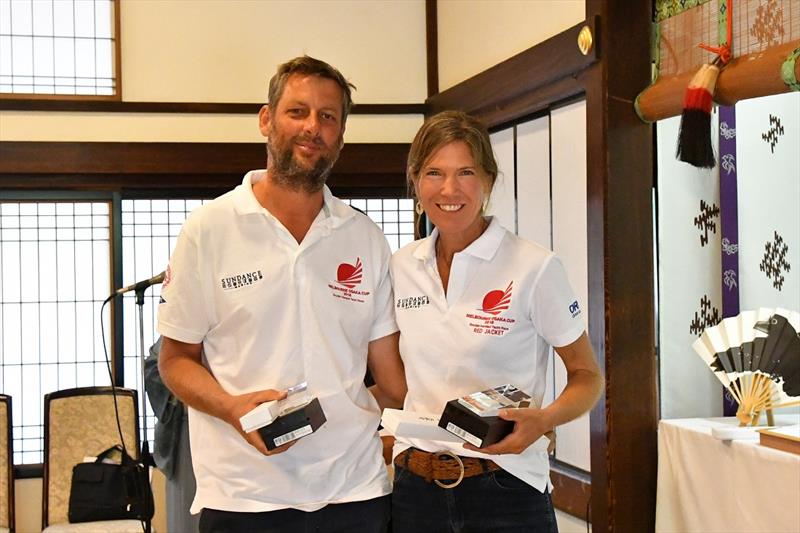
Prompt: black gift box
<box><xmin>257</xmin><ymin>397</ymin><xmax>327</xmax><ymax>450</ymax></box>
<box><xmin>438</xmin><ymin>399</ymin><xmax>514</xmax><ymax>448</ymax></box>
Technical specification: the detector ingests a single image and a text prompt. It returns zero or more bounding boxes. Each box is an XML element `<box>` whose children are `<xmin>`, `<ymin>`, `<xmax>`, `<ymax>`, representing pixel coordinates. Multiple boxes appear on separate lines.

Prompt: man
<box><xmin>157</xmin><ymin>56</ymin><xmax>406</xmax><ymax>533</ymax></box>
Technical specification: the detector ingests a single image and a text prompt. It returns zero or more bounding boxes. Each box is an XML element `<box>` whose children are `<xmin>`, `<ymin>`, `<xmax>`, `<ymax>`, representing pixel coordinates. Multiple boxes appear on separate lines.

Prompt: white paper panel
<box><xmin>516</xmin><ymin>115</ymin><xmax>552</xmax><ymax>247</ymax></box>
<box><xmin>657</xmin><ymin>113</ymin><xmax>723</xmax><ymax>420</ymax></box>
<box><xmin>516</xmin><ymin>115</ymin><xmax>557</xmax><ymax>409</ymax></box>
<box><xmin>550</xmin><ymin>100</ymin><xmax>590</xmax><ymax>471</ymax></box>
<box><xmin>735</xmin><ymin>92</ymin><xmax>800</xmax><ymax>313</ymax></box>
<box><xmin>488</xmin><ymin>128</ymin><xmax>516</xmax><ymax>233</ymax></box>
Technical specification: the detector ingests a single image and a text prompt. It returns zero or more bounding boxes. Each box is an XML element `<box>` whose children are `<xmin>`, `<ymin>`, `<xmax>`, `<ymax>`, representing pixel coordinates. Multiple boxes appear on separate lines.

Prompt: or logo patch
<box><xmin>336</xmin><ymin>258</ymin><xmax>363</xmax><ymax>288</ymax></box>
<box><xmin>328</xmin><ymin>257</ymin><xmax>370</xmax><ymax>303</ymax></box>
<box><xmin>480</xmin><ymin>282</ymin><xmax>513</xmax><ymax>315</ymax></box>
<box><xmin>220</xmin><ymin>270</ymin><xmax>263</xmax><ymax>291</ymax></box>
<box><xmin>466</xmin><ymin>281</ymin><xmax>516</xmax><ymax>337</ymax></box>
<box><xmin>569</xmin><ymin>300</ymin><xmax>581</xmax><ymax>318</ymax></box>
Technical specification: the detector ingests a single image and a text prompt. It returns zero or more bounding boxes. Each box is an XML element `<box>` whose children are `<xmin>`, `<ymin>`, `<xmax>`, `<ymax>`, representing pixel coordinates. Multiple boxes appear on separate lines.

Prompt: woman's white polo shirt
<box><xmin>157</xmin><ymin>171</ymin><xmax>397</xmax><ymax>513</ymax></box>
<box><xmin>390</xmin><ymin>216</ymin><xmax>585</xmax><ymax>492</ymax></box>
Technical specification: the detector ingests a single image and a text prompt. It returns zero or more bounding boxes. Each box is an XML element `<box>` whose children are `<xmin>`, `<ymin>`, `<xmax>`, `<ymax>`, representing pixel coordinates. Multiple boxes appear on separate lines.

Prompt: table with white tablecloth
<box><xmin>656</xmin><ymin>416</ymin><xmax>800</xmax><ymax>532</ymax></box>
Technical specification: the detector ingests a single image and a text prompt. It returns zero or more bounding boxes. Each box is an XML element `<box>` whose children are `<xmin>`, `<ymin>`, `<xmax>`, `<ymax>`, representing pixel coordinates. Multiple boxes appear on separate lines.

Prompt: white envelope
<box><xmin>381</xmin><ymin>408</ymin><xmax>463</xmax><ymax>443</ymax></box>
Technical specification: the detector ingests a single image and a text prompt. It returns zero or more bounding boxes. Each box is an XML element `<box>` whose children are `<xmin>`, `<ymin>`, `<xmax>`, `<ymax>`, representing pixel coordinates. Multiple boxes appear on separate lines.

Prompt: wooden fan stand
<box><xmin>739</xmin><ymin>408</ymin><xmax>774</xmax><ymax>427</ymax></box>
<box><xmin>735</xmin><ymin>374</ymin><xmax>800</xmax><ymax>426</ymax></box>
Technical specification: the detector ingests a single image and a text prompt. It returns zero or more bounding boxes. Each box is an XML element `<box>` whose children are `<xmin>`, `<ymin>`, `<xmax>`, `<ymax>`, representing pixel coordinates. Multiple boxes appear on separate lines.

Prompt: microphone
<box><xmin>115</xmin><ymin>271</ymin><xmax>166</xmax><ymax>295</ymax></box>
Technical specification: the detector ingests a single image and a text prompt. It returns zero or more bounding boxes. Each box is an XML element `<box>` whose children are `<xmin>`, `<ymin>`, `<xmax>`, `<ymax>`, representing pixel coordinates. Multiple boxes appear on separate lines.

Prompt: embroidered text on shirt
<box><xmin>220</xmin><ymin>270</ymin><xmax>263</xmax><ymax>290</ymax></box>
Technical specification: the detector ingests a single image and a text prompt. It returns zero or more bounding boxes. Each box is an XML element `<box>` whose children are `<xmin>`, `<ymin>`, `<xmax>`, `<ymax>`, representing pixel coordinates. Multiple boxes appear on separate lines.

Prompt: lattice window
<box><xmin>0</xmin><ymin>0</ymin><xmax>118</xmax><ymax>96</ymax></box>
<box><xmin>120</xmin><ymin>198</ymin><xmax>210</xmax><ymax>447</ymax></box>
<box><xmin>343</xmin><ymin>198</ymin><xmax>416</xmax><ymax>252</ymax></box>
<box><xmin>0</xmin><ymin>200</ymin><xmax>112</xmax><ymax>464</ymax></box>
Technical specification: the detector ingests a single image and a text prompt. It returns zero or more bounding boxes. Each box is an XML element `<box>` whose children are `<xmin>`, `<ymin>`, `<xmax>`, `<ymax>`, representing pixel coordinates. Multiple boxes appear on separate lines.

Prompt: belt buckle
<box><xmin>433</xmin><ymin>450</ymin><xmax>464</xmax><ymax>489</ymax></box>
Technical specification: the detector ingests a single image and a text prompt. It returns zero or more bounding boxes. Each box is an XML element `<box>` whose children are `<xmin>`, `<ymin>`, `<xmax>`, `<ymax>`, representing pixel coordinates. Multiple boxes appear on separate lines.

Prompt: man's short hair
<box><xmin>268</xmin><ymin>56</ymin><xmax>356</xmax><ymax>123</ymax></box>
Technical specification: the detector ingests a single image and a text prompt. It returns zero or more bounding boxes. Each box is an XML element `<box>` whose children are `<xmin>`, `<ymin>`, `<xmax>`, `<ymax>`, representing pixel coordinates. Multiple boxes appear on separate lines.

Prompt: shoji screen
<box><xmin>489</xmin><ymin>100</ymin><xmax>591</xmax><ymax>472</ymax></box>
<box><xmin>549</xmin><ymin>101</ymin><xmax>590</xmax><ymax>471</ymax></box>
<box><xmin>487</xmin><ymin>128</ymin><xmax>516</xmax><ymax>232</ymax></box>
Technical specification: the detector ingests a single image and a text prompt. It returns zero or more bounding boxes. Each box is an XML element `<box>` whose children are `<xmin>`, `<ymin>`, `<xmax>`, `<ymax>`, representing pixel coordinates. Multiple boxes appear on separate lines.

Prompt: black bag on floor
<box><xmin>68</xmin><ymin>444</ymin><xmax>154</xmax><ymax>524</ymax></box>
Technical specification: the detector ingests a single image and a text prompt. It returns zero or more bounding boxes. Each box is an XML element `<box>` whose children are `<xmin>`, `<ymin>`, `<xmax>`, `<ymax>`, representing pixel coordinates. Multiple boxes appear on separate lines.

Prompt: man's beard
<box><xmin>267</xmin><ymin>128</ymin><xmax>340</xmax><ymax>193</ymax></box>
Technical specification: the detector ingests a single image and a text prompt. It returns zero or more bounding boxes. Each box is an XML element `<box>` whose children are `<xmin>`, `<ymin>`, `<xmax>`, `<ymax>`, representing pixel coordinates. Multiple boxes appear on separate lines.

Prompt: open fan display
<box><xmin>693</xmin><ymin>308</ymin><xmax>800</xmax><ymax>426</ymax></box>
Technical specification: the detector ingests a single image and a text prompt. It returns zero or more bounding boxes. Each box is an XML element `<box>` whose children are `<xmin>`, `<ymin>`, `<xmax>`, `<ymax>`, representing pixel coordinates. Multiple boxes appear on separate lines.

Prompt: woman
<box><xmin>390</xmin><ymin>111</ymin><xmax>603</xmax><ymax>532</ymax></box>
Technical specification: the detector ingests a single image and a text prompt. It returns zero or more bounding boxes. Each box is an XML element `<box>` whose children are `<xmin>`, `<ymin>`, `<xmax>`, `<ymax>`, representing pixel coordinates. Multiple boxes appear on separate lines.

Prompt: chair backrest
<box><xmin>42</xmin><ymin>387</ymin><xmax>139</xmax><ymax>528</ymax></box>
<box><xmin>0</xmin><ymin>394</ymin><xmax>13</xmax><ymax>532</ymax></box>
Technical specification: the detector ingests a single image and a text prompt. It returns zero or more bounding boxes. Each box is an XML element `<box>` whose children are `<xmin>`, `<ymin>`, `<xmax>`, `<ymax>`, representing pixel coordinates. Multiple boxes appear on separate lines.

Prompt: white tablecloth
<box><xmin>656</xmin><ymin>417</ymin><xmax>800</xmax><ymax>533</ymax></box>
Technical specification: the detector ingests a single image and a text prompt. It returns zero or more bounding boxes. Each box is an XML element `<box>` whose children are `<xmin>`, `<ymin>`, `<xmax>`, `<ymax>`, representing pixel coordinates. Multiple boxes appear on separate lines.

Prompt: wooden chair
<box><xmin>0</xmin><ymin>394</ymin><xmax>13</xmax><ymax>533</ymax></box>
<box><xmin>42</xmin><ymin>387</ymin><xmax>146</xmax><ymax>532</ymax></box>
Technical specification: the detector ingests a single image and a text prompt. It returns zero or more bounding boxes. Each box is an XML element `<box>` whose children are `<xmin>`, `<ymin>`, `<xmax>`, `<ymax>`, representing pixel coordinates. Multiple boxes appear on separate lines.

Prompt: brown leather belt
<box><xmin>394</xmin><ymin>448</ymin><xmax>501</xmax><ymax>489</ymax></box>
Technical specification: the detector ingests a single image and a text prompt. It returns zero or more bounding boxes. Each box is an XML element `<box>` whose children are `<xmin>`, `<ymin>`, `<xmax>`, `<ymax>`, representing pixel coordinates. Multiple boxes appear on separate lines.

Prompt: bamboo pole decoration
<box><xmin>636</xmin><ymin>40</ymin><xmax>800</xmax><ymax>123</ymax></box>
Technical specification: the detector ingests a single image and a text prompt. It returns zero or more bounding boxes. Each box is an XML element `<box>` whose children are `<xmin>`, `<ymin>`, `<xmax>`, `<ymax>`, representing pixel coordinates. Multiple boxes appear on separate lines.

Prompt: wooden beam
<box><xmin>0</xmin><ymin>142</ymin><xmax>409</xmax><ymax>192</ymax></box>
<box><xmin>0</xmin><ymin>99</ymin><xmax>425</xmax><ymax>115</ymax></box>
<box><xmin>426</xmin><ymin>19</ymin><xmax>598</xmax><ymax>127</ymax></box>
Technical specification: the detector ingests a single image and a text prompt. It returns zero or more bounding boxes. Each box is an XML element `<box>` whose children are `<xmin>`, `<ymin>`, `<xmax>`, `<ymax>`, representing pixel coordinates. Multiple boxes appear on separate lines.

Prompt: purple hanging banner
<box><xmin>718</xmin><ymin>105</ymin><xmax>740</xmax><ymax>416</ymax></box>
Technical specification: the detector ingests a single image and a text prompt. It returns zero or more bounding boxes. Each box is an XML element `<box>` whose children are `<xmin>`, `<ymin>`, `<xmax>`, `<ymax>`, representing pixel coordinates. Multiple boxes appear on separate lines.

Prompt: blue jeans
<box><xmin>392</xmin><ymin>462</ymin><xmax>558</xmax><ymax>533</ymax></box>
<box><xmin>199</xmin><ymin>495</ymin><xmax>390</xmax><ymax>533</ymax></box>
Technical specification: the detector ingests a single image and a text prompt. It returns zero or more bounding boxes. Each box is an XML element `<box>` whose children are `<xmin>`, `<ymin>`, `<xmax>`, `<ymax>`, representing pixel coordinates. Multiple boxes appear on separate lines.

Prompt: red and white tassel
<box><xmin>676</xmin><ymin>62</ymin><xmax>721</xmax><ymax>168</ymax></box>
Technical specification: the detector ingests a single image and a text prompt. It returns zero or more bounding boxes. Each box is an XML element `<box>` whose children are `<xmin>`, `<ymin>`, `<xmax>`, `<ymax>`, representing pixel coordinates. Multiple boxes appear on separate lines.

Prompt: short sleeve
<box><xmin>368</xmin><ymin>236</ymin><xmax>399</xmax><ymax>341</ymax></box>
<box><xmin>530</xmin><ymin>255</ymin><xmax>585</xmax><ymax>348</ymax></box>
<box><xmin>157</xmin><ymin>218</ymin><xmax>210</xmax><ymax>344</ymax></box>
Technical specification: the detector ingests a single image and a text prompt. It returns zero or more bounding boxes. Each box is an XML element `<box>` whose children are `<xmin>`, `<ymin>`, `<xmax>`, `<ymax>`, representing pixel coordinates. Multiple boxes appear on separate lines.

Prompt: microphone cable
<box><xmin>99</xmin><ymin>294</ymin><xmax>151</xmax><ymax>533</ymax></box>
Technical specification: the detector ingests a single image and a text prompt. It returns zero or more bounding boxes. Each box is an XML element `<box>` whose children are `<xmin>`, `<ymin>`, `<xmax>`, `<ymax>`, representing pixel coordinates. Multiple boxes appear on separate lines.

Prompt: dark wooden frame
<box><xmin>425</xmin><ymin>0</ymin><xmax>439</xmax><ymax>97</ymax></box>
<box><xmin>0</xmin><ymin>394</ymin><xmax>13</xmax><ymax>533</ymax></box>
<box><xmin>0</xmin><ymin>0</ymin><xmax>122</xmax><ymax>102</ymax></box>
<box><xmin>0</xmin><ymin>141</ymin><xmax>409</xmax><ymax>194</ymax></box>
<box><xmin>426</xmin><ymin>2</ymin><xmax>657</xmax><ymax>530</ymax></box>
<box><xmin>0</xmin><ymin>100</ymin><xmax>425</xmax><ymax>114</ymax></box>
<box><xmin>42</xmin><ymin>386</ymin><xmax>140</xmax><ymax>528</ymax></box>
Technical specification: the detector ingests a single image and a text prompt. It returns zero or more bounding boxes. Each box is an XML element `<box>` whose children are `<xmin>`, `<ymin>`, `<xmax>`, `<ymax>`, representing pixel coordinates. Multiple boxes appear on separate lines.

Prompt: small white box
<box><xmin>239</xmin><ymin>400</ymin><xmax>280</xmax><ymax>433</ymax></box>
<box><xmin>381</xmin><ymin>408</ymin><xmax>463</xmax><ymax>443</ymax></box>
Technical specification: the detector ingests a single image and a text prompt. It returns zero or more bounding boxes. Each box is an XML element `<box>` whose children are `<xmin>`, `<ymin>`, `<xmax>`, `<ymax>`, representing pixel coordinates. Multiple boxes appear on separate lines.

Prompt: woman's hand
<box><xmin>463</xmin><ymin>407</ymin><xmax>554</xmax><ymax>455</ymax></box>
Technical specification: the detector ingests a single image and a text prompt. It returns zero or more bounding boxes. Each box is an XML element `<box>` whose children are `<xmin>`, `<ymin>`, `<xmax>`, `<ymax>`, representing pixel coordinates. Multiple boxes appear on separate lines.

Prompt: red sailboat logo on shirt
<box><xmin>336</xmin><ymin>258</ymin><xmax>363</xmax><ymax>288</ymax></box>
<box><xmin>480</xmin><ymin>281</ymin><xmax>513</xmax><ymax>315</ymax></box>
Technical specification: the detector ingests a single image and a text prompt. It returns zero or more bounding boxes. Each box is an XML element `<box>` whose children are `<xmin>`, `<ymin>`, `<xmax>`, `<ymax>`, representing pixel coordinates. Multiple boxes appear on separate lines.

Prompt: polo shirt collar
<box><xmin>412</xmin><ymin>216</ymin><xmax>505</xmax><ymax>263</ymax></box>
<box><xmin>233</xmin><ymin>170</ymin><xmax>356</xmax><ymax>228</ymax></box>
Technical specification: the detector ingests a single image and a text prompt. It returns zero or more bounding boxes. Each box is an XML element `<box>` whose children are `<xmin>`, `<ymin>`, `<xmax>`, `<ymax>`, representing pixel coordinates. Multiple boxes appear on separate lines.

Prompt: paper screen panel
<box><xmin>516</xmin><ymin>115</ymin><xmax>552</xmax><ymax>247</ymax></box>
<box><xmin>550</xmin><ymin>100</ymin><xmax>590</xmax><ymax>471</ymax></box>
<box><xmin>515</xmin><ymin>115</ymin><xmax>556</xmax><ymax>409</ymax></box>
<box><xmin>488</xmin><ymin>128</ymin><xmax>516</xmax><ymax>233</ymax></box>
<box><xmin>657</xmin><ymin>113</ymin><xmax>724</xmax><ymax>419</ymax></box>
<box><xmin>736</xmin><ymin>92</ymin><xmax>799</xmax><ymax>311</ymax></box>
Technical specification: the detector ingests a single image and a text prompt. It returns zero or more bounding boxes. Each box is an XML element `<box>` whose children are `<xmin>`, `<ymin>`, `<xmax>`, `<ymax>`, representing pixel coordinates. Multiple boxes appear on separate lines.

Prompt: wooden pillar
<box><xmin>585</xmin><ymin>1</ymin><xmax>658</xmax><ymax>531</ymax></box>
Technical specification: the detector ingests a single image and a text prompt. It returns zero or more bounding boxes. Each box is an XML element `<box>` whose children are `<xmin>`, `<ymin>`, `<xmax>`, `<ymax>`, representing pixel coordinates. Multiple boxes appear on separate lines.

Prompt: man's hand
<box><xmin>225</xmin><ymin>389</ymin><xmax>296</xmax><ymax>456</ymax></box>
<box><xmin>463</xmin><ymin>407</ymin><xmax>554</xmax><ymax>456</ymax></box>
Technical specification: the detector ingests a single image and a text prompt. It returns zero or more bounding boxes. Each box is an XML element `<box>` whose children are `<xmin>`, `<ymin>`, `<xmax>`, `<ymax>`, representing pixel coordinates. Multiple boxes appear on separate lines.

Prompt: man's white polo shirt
<box><xmin>157</xmin><ymin>171</ymin><xmax>397</xmax><ymax>513</ymax></box>
<box><xmin>390</xmin><ymin>216</ymin><xmax>585</xmax><ymax>492</ymax></box>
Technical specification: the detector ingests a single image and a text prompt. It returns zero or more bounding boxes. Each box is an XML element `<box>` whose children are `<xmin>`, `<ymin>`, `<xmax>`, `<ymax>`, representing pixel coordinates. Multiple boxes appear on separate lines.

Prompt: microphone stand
<box><xmin>134</xmin><ymin>285</ymin><xmax>155</xmax><ymax>533</ymax></box>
